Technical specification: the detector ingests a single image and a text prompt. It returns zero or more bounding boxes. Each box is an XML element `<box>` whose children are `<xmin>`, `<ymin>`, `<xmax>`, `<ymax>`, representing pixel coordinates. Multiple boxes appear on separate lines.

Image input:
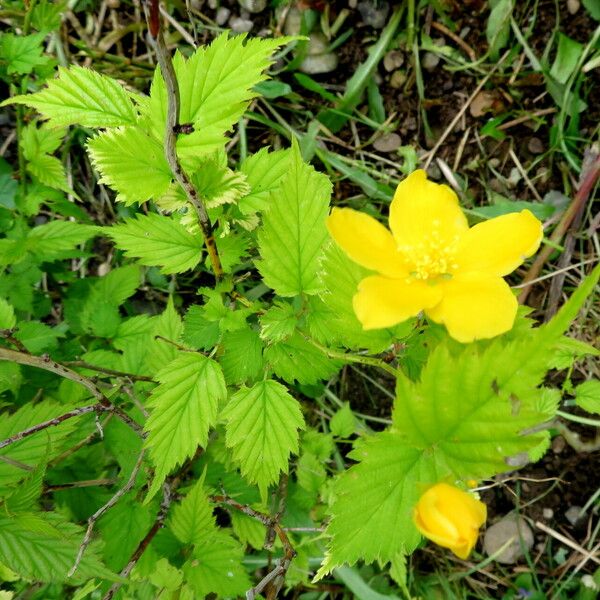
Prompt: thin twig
<box><xmin>146</xmin><ymin>1</ymin><xmax>223</xmax><ymax>279</ymax></box>
<box><xmin>0</xmin><ymin>347</ymin><xmax>144</xmax><ymax>436</ymax></box>
<box><xmin>102</xmin><ymin>481</ymin><xmax>172</xmax><ymax>600</ymax></box>
<box><xmin>211</xmin><ymin>494</ymin><xmax>296</xmax><ymax>600</ymax></box>
<box><xmin>519</xmin><ymin>151</ymin><xmax>600</xmax><ymax>304</ymax></box>
<box><xmin>64</xmin><ymin>361</ymin><xmax>154</xmax><ymax>382</ymax></box>
<box><xmin>69</xmin><ymin>450</ymin><xmax>146</xmax><ymax>577</ymax></box>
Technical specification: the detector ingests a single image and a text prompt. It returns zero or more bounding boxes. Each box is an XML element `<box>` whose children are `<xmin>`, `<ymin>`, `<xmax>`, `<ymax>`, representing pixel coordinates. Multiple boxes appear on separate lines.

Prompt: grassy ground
<box><xmin>1</xmin><ymin>0</ymin><xmax>599</xmax><ymax>598</ymax></box>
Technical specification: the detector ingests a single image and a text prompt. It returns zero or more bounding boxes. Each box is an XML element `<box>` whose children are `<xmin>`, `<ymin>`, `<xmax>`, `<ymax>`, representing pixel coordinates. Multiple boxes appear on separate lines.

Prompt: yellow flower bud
<box><xmin>413</xmin><ymin>482</ymin><xmax>487</xmax><ymax>559</ymax></box>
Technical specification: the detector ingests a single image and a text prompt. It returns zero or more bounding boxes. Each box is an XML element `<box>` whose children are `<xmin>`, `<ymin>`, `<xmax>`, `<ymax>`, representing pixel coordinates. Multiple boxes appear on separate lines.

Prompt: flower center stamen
<box><xmin>398</xmin><ymin>224</ymin><xmax>459</xmax><ymax>282</ymax></box>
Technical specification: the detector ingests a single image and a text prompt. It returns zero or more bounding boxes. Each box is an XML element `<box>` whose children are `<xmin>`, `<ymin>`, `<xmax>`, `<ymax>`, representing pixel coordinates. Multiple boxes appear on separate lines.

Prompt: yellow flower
<box><xmin>413</xmin><ymin>482</ymin><xmax>487</xmax><ymax>559</ymax></box>
<box><xmin>326</xmin><ymin>170</ymin><xmax>543</xmax><ymax>342</ymax></box>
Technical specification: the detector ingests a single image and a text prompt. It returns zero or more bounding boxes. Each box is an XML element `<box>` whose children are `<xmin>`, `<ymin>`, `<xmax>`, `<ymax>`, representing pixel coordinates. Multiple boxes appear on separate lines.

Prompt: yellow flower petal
<box><xmin>389</xmin><ymin>170</ymin><xmax>468</xmax><ymax>247</ymax></box>
<box><xmin>425</xmin><ymin>273</ymin><xmax>517</xmax><ymax>342</ymax></box>
<box><xmin>413</xmin><ymin>483</ymin><xmax>487</xmax><ymax>559</ymax></box>
<box><xmin>326</xmin><ymin>208</ymin><xmax>408</xmax><ymax>277</ymax></box>
<box><xmin>455</xmin><ymin>210</ymin><xmax>543</xmax><ymax>277</ymax></box>
<box><xmin>353</xmin><ymin>275</ymin><xmax>443</xmax><ymax>330</ymax></box>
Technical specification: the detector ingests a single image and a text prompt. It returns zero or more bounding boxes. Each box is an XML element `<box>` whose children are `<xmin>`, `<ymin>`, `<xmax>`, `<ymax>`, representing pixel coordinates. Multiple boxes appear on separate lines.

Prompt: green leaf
<box><xmin>329</xmin><ymin>403</ymin><xmax>356</xmax><ymax>438</ymax></box>
<box><xmin>222</xmin><ymin>380</ymin><xmax>305</xmax><ymax>497</ymax></box>
<box><xmin>27</xmin><ymin>154</ymin><xmax>69</xmax><ymax>192</ymax></box>
<box><xmin>257</xmin><ymin>141</ymin><xmax>331</xmax><ymax>296</ymax></box>
<box><xmin>169</xmin><ymin>473</ymin><xmax>217</xmax><ymax>545</ymax></box>
<box><xmin>574</xmin><ymin>380</ymin><xmax>600</xmax><ymax>415</ymax></box>
<box><xmin>5</xmin><ymin>65</ymin><xmax>138</xmax><ymax>126</ymax></box>
<box><xmin>87</xmin><ymin>127</ymin><xmax>171</xmax><ymax>204</ymax></box>
<box><xmin>260</xmin><ymin>301</ymin><xmax>298</xmax><ymax>342</ymax></box>
<box><xmin>486</xmin><ymin>0</ymin><xmax>513</xmax><ymax>60</ymax></box>
<box><xmin>145</xmin><ymin>298</ymin><xmax>184</xmax><ymax>374</ymax></box>
<box><xmin>145</xmin><ymin>352</ymin><xmax>226</xmax><ymax>500</ymax></box>
<box><xmin>146</xmin><ymin>33</ymin><xmax>292</xmax><ymax>164</ymax></box>
<box><xmin>238</xmin><ymin>147</ymin><xmax>291</xmax><ymax>214</ymax></box>
<box><xmin>4</xmin><ymin>461</ymin><xmax>46</xmax><ymax>513</ymax></box>
<box><xmin>14</xmin><ymin>320</ymin><xmax>61</xmax><ymax>353</ymax></box>
<box><xmin>582</xmin><ymin>0</ymin><xmax>600</xmax><ymax>19</ymax></box>
<box><xmin>182</xmin><ymin>305</ymin><xmax>221</xmax><ymax>350</ymax></box>
<box><xmin>107</xmin><ymin>213</ymin><xmax>203</xmax><ymax>274</ymax></box>
<box><xmin>219</xmin><ymin>328</ymin><xmax>264</xmax><ymax>385</ymax></box>
<box><xmin>27</xmin><ymin>221</ymin><xmax>95</xmax><ymax>259</ymax></box>
<box><xmin>550</xmin><ymin>34</ymin><xmax>584</xmax><ymax>85</ymax></box>
<box><xmin>264</xmin><ymin>333</ymin><xmax>340</xmax><ymax>385</ymax></box>
<box><xmin>0</xmin><ymin>33</ymin><xmax>47</xmax><ymax>75</ymax></box>
<box><xmin>0</xmin><ymin>298</ymin><xmax>16</xmax><ymax>329</ymax></box>
<box><xmin>183</xmin><ymin>530</ymin><xmax>251</xmax><ymax>597</ymax></box>
<box><xmin>96</xmin><ymin>495</ymin><xmax>153</xmax><ymax>572</ymax></box>
<box><xmin>0</xmin><ymin>512</ymin><xmax>115</xmax><ymax>582</ymax></box>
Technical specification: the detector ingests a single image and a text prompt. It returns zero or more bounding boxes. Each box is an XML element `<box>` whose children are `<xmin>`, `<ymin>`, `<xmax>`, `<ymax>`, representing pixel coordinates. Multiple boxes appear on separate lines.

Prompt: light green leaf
<box><xmin>5</xmin><ymin>64</ymin><xmax>138</xmax><ymax>126</ymax></box>
<box><xmin>0</xmin><ymin>33</ymin><xmax>47</xmax><ymax>75</ymax></box>
<box><xmin>550</xmin><ymin>34</ymin><xmax>583</xmax><ymax>85</ymax></box>
<box><xmin>182</xmin><ymin>305</ymin><xmax>221</xmax><ymax>350</ymax></box>
<box><xmin>230</xmin><ymin>510</ymin><xmax>266</xmax><ymax>550</ymax></box>
<box><xmin>5</xmin><ymin>461</ymin><xmax>46</xmax><ymax>513</ymax></box>
<box><xmin>329</xmin><ymin>403</ymin><xmax>356</xmax><ymax>438</ymax></box>
<box><xmin>574</xmin><ymin>380</ymin><xmax>600</xmax><ymax>414</ymax></box>
<box><xmin>238</xmin><ymin>147</ymin><xmax>291</xmax><ymax>214</ymax></box>
<box><xmin>222</xmin><ymin>380</ymin><xmax>305</xmax><ymax>497</ymax></box>
<box><xmin>27</xmin><ymin>221</ymin><xmax>95</xmax><ymax>259</ymax></box>
<box><xmin>0</xmin><ymin>512</ymin><xmax>115</xmax><ymax>582</ymax></box>
<box><xmin>486</xmin><ymin>0</ymin><xmax>513</xmax><ymax>60</ymax></box>
<box><xmin>264</xmin><ymin>333</ymin><xmax>340</xmax><ymax>385</ymax></box>
<box><xmin>219</xmin><ymin>328</ymin><xmax>264</xmax><ymax>385</ymax></box>
<box><xmin>14</xmin><ymin>321</ymin><xmax>62</xmax><ymax>353</ymax></box>
<box><xmin>87</xmin><ymin>127</ymin><xmax>171</xmax><ymax>204</ymax></box>
<box><xmin>260</xmin><ymin>301</ymin><xmax>298</xmax><ymax>342</ymax></box>
<box><xmin>0</xmin><ymin>298</ymin><xmax>16</xmax><ymax>329</ymax></box>
<box><xmin>107</xmin><ymin>213</ymin><xmax>204</xmax><ymax>274</ymax></box>
<box><xmin>26</xmin><ymin>154</ymin><xmax>68</xmax><ymax>192</ymax></box>
<box><xmin>257</xmin><ymin>142</ymin><xmax>331</xmax><ymax>296</ymax></box>
<box><xmin>146</xmin><ymin>33</ymin><xmax>292</xmax><ymax>164</ymax></box>
<box><xmin>169</xmin><ymin>474</ymin><xmax>217</xmax><ymax>545</ymax></box>
<box><xmin>145</xmin><ymin>352</ymin><xmax>226</xmax><ymax>500</ymax></box>
<box><xmin>145</xmin><ymin>298</ymin><xmax>184</xmax><ymax>374</ymax></box>
<box><xmin>183</xmin><ymin>530</ymin><xmax>251</xmax><ymax>597</ymax></box>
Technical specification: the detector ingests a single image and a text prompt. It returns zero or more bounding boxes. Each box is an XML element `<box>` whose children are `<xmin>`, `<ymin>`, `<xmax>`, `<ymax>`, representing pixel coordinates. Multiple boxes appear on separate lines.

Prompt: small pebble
<box><xmin>283</xmin><ymin>7</ymin><xmax>302</xmax><ymax>36</ymax></box>
<box><xmin>215</xmin><ymin>7</ymin><xmax>231</xmax><ymax>26</ymax></box>
<box><xmin>528</xmin><ymin>137</ymin><xmax>545</xmax><ymax>155</ymax></box>
<box><xmin>107</xmin><ymin>0</ymin><xmax>120</xmax><ymax>8</ymax></box>
<box><xmin>357</xmin><ymin>0</ymin><xmax>390</xmax><ymax>28</ymax></box>
<box><xmin>426</xmin><ymin>162</ymin><xmax>442</xmax><ymax>180</ymax></box>
<box><xmin>229</xmin><ymin>16</ymin><xmax>254</xmax><ymax>33</ymax></box>
<box><xmin>565</xmin><ymin>506</ymin><xmax>583</xmax><ymax>526</ymax></box>
<box><xmin>542</xmin><ymin>508</ymin><xmax>554</xmax><ymax>520</ymax></box>
<box><xmin>390</xmin><ymin>70</ymin><xmax>407</xmax><ymax>89</ymax></box>
<box><xmin>373</xmin><ymin>133</ymin><xmax>401</xmax><ymax>153</ymax></box>
<box><xmin>422</xmin><ymin>52</ymin><xmax>440</xmax><ymax>71</ymax></box>
<box><xmin>567</xmin><ymin>0</ymin><xmax>580</xmax><ymax>13</ymax></box>
<box><xmin>238</xmin><ymin>0</ymin><xmax>266</xmax><ymax>13</ymax></box>
<box><xmin>483</xmin><ymin>515</ymin><xmax>534</xmax><ymax>564</ymax></box>
<box><xmin>383</xmin><ymin>50</ymin><xmax>404</xmax><ymax>72</ymax></box>
<box><xmin>299</xmin><ymin>32</ymin><xmax>338</xmax><ymax>75</ymax></box>
<box><xmin>551</xmin><ymin>435</ymin><xmax>566</xmax><ymax>453</ymax></box>
<box><xmin>208</xmin><ymin>0</ymin><xmax>217</xmax><ymax>8</ymax></box>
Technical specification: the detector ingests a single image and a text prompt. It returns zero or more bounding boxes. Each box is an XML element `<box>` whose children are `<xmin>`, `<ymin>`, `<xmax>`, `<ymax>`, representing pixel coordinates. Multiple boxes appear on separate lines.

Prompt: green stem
<box><xmin>407</xmin><ymin>0</ymin><xmax>415</xmax><ymax>50</ymax></box>
<box><xmin>557</xmin><ymin>410</ymin><xmax>600</xmax><ymax>427</ymax></box>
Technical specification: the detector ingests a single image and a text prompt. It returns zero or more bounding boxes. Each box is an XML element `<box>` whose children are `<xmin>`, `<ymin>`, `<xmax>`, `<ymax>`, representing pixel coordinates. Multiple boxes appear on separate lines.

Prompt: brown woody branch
<box><xmin>144</xmin><ymin>0</ymin><xmax>223</xmax><ymax>280</ymax></box>
<box><xmin>0</xmin><ymin>347</ymin><xmax>144</xmax><ymax>446</ymax></box>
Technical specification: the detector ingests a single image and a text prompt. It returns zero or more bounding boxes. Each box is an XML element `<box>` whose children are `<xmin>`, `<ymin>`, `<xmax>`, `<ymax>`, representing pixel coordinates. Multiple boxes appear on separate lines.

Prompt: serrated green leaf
<box><xmin>182</xmin><ymin>305</ymin><xmax>221</xmax><ymax>350</ymax></box>
<box><xmin>222</xmin><ymin>380</ymin><xmax>305</xmax><ymax>497</ymax></box>
<box><xmin>0</xmin><ymin>512</ymin><xmax>115</xmax><ymax>582</ymax></box>
<box><xmin>219</xmin><ymin>328</ymin><xmax>264</xmax><ymax>385</ymax></box>
<box><xmin>169</xmin><ymin>474</ymin><xmax>216</xmax><ymax>545</ymax></box>
<box><xmin>259</xmin><ymin>301</ymin><xmax>298</xmax><ymax>342</ymax></box>
<box><xmin>145</xmin><ymin>352</ymin><xmax>226</xmax><ymax>499</ymax></box>
<box><xmin>27</xmin><ymin>154</ymin><xmax>69</xmax><ymax>191</ymax></box>
<box><xmin>4</xmin><ymin>461</ymin><xmax>46</xmax><ymax>513</ymax></box>
<box><xmin>212</xmin><ymin>232</ymin><xmax>250</xmax><ymax>273</ymax></box>
<box><xmin>14</xmin><ymin>320</ymin><xmax>62</xmax><ymax>353</ymax></box>
<box><xmin>264</xmin><ymin>333</ymin><xmax>340</xmax><ymax>385</ymax></box>
<box><xmin>0</xmin><ymin>33</ymin><xmax>47</xmax><ymax>75</ymax></box>
<box><xmin>107</xmin><ymin>213</ymin><xmax>203</xmax><ymax>274</ymax></box>
<box><xmin>87</xmin><ymin>127</ymin><xmax>171</xmax><ymax>204</ymax></box>
<box><xmin>0</xmin><ymin>298</ymin><xmax>16</xmax><ymax>329</ymax></box>
<box><xmin>230</xmin><ymin>510</ymin><xmax>266</xmax><ymax>550</ymax></box>
<box><xmin>4</xmin><ymin>65</ymin><xmax>138</xmax><ymax>126</ymax></box>
<box><xmin>257</xmin><ymin>142</ymin><xmax>331</xmax><ymax>296</ymax></box>
<box><xmin>238</xmin><ymin>147</ymin><xmax>291</xmax><ymax>214</ymax></box>
<box><xmin>574</xmin><ymin>380</ymin><xmax>600</xmax><ymax>414</ymax></box>
<box><xmin>183</xmin><ymin>530</ymin><xmax>251</xmax><ymax>597</ymax></box>
<box><xmin>145</xmin><ymin>298</ymin><xmax>184</xmax><ymax>374</ymax></box>
<box><xmin>146</xmin><ymin>33</ymin><xmax>291</xmax><ymax>166</ymax></box>
<box><xmin>27</xmin><ymin>221</ymin><xmax>95</xmax><ymax>259</ymax></box>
